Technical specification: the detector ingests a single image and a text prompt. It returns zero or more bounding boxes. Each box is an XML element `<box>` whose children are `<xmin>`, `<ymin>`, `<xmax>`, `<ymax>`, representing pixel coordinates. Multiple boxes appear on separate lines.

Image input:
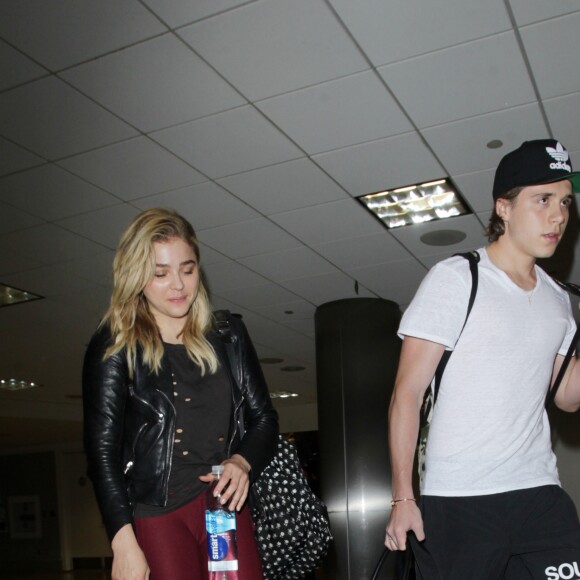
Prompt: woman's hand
<box><xmin>111</xmin><ymin>524</ymin><xmax>150</xmax><ymax>580</ymax></box>
<box><xmin>199</xmin><ymin>454</ymin><xmax>251</xmax><ymax>511</ymax></box>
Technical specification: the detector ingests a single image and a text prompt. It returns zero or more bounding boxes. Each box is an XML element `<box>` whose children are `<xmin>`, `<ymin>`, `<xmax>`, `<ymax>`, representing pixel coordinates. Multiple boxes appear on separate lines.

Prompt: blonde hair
<box><xmin>101</xmin><ymin>208</ymin><xmax>218</xmax><ymax>376</ymax></box>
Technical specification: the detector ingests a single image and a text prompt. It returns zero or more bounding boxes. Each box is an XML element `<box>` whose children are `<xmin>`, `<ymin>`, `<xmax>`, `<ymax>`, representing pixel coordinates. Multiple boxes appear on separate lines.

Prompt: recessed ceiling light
<box><xmin>0</xmin><ymin>379</ymin><xmax>42</xmax><ymax>391</ymax></box>
<box><xmin>358</xmin><ymin>178</ymin><xmax>470</xmax><ymax>229</ymax></box>
<box><xmin>280</xmin><ymin>365</ymin><xmax>306</xmax><ymax>372</ymax></box>
<box><xmin>487</xmin><ymin>139</ymin><xmax>503</xmax><ymax>149</ymax></box>
<box><xmin>259</xmin><ymin>357</ymin><xmax>284</xmax><ymax>364</ymax></box>
<box><xmin>420</xmin><ymin>230</ymin><xmax>467</xmax><ymax>247</ymax></box>
<box><xmin>0</xmin><ymin>283</ymin><xmax>43</xmax><ymax>308</ymax></box>
<box><xmin>270</xmin><ymin>390</ymin><xmax>299</xmax><ymax>399</ymax></box>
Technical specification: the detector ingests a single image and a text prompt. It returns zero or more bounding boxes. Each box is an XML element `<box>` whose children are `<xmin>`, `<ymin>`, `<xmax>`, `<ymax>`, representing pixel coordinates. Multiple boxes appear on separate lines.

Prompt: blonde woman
<box><xmin>83</xmin><ymin>208</ymin><xmax>278</xmax><ymax>580</ymax></box>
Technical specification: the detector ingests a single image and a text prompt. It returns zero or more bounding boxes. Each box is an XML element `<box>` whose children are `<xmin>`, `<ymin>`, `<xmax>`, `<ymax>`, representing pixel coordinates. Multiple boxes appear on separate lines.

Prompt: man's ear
<box><xmin>495</xmin><ymin>198</ymin><xmax>510</xmax><ymax>223</ymax></box>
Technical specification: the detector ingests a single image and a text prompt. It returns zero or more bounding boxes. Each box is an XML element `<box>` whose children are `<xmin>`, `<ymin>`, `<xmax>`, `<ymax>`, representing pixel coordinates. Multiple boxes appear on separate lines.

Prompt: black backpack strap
<box><xmin>545</xmin><ymin>280</ymin><xmax>580</xmax><ymax>408</ymax></box>
<box><xmin>432</xmin><ymin>251</ymin><xmax>480</xmax><ymax>404</ymax></box>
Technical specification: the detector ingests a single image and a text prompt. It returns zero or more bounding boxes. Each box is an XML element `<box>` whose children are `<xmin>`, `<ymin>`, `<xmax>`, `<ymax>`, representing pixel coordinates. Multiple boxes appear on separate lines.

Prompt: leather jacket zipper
<box><xmin>123</xmin><ymin>421</ymin><xmax>149</xmax><ymax>475</ymax></box>
<box><xmin>128</xmin><ymin>385</ymin><xmax>164</xmax><ymax>421</ymax></box>
<box><xmin>157</xmin><ymin>389</ymin><xmax>176</xmax><ymax>503</ymax></box>
<box><xmin>227</xmin><ymin>389</ymin><xmax>245</xmax><ymax>455</ymax></box>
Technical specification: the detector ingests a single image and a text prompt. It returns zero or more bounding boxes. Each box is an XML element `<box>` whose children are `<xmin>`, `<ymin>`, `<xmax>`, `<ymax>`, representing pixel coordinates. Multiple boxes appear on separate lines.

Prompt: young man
<box><xmin>386</xmin><ymin>139</ymin><xmax>580</xmax><ymax>579</ymax></box>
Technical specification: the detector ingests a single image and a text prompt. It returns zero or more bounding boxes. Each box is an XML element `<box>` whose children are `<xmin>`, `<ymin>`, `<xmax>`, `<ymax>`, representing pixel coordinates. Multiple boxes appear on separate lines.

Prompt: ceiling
<box><xmin>1</xmin><ymin>0</ymin><xmax>580</xmax><ymax>450</ymax></box>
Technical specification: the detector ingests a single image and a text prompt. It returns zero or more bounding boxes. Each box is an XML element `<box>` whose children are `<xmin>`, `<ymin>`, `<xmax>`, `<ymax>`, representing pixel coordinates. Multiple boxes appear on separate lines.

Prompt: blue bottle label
<box><xmin>205</xmin><ymin>509</ymin><xmax>237</xmax><ymax>535</ymax></box>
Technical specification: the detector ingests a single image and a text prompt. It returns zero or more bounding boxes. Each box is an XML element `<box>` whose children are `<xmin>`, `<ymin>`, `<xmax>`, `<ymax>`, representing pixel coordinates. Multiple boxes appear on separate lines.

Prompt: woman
<box><xmin>83</xmin><ymin>208</ymin><xmax>278</xmax><ymax>580</ymax></box>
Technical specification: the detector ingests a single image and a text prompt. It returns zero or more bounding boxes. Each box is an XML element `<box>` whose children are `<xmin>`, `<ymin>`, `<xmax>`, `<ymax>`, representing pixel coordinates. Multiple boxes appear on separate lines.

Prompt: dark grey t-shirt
<box><xmin>135</xmin><ymin>343</ymin><xmax>232</xmax><ymax>517</ymax></box>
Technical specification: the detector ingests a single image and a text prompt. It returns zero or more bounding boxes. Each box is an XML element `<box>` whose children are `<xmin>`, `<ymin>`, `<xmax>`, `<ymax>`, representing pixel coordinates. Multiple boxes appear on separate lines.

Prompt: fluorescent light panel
<box><xmin>0</xmin><ymin>379</ymin><xmax>41</xmax><ymax>391</ymax></box>
<box><xmin>0</xmin><ymin>283</ymin><xmax>43</xmax><ymax>308</ymax></box>
<box><xmin>270</xmin><ymin>391</ymin><xmax>299</xmax><ymax>399</ymax></box>
<box><xmin>358</xmin><ymin>179</ymin><xmax>470</xmax><ymax>229</ymax></box>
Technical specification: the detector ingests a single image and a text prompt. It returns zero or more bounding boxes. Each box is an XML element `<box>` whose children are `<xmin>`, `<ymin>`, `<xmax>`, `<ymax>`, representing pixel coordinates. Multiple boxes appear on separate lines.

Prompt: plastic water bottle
<box><xmin>206</xmin><ymin>465</ymin><xmax>239</xmax><ymax>580</ymax></box>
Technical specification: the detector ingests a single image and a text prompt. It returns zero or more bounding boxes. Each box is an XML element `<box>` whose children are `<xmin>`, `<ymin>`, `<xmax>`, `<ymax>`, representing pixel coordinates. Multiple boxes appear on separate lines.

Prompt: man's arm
<box><xmin>552</xmin><ymin>354</ymin><xmax>580</xmax><ymax>412</ymax></box>
<box><xmin>385</xmin><ymin>336</ymin><xmax>446</xmax><ymax>551</ymax></box>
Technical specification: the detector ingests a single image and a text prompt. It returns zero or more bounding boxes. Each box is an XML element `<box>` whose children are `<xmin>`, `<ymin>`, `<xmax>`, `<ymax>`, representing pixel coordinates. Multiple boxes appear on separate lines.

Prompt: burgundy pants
<box><xmin>135</xmin><ymin>493</ymin><xmax>264</xmax><ymax>580</ymax></box>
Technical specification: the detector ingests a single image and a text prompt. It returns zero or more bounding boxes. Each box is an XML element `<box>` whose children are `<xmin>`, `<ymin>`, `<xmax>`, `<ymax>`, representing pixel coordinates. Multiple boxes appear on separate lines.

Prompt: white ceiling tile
<box><xmin>217</xmin><ymin>158</ymin><xmax>348</xmax><ymax>214</ymax></box>
<box><xmin>62</xmin><ymin>34</ymin><xmax>245</xmax><ymax>133</ymax></box>
<box><xmin>251</xmin><ymin>299</ymin><xmax>316</xmax><ymax>323</ymax></box>
<box><xmin>423</xmin><ymin>104</ymin><xmax>549</xmax><ymax>175</ymax></box>
<box><xmin>216</xmin><ymin>283</ymin><xmax>301</xmax><ymax>309</ymax></box>
<box><xmin>0</xmin><ymin>224</ymin><xmax>106</xmax><ymax>265</ymax></box>
<box><xmin>239</xmin><ymin>246</ymin><xmax>337</xmax><ymax>282</ymax></box>
<box><xmin>202</xmin><ymin>260</ymin><xmax>268</xmax><ymax>292</ymax></box>
<box><xmin>238</xmin><ymin>316</ymin><xmax>315</xmax><ymax>361</ymax></box>
<box><xmin>198</xmin><ymin>218</ymin><xmax>301</xmax><ymax>259</ymax></box>
<box><xmin>152</xmin><ymin>106</ymin><xmax>302</xmax><ymax>179</ymax></box>
<box><xmin>348</xmin><ymin>259</ymin><xmax>427</xmax><ymax>301</ymax></box>
<box><xmin>56</xmin><ymin>204</ymin><xmax>141</xmax><ymax>250</ymax></box>
<box><xmin>0</xmin><ymin>201</ymin><xmax>42</xmax><ymax>234</ymax></box>
<box><xmin>141</xmin><ymin>0</ymin><xmax>251</xmax><ymax>28</ymax></box>
<box><xmin>313</xmin><ymin>132</ymin><xmax>444</xmax><ymax>196</ymax></box>
<box><xmin>371</xmin><ymin>285</ymin><xmax>413</xmax><ymax>310</ymax></box>
<box><xmin>0</xmin><ymin>138</ymin><xmax>45</xmax><ymax>177</ymax></box>
<box><xmin>178</xmin><ymin>0</ymin><xmax>368</xmax><ymax>100</ymax></box>
<box><xmin>0</xmin><ymin>77</ymin><xmax>138</xmax><ymax>159</ymax></box>
<box><xmin>271</xmin><ymin>199</ymin><xmax>384</xmax><ymax>246</ymax></box>
<box><xmin>521</xmin><ymin>12</ymin><xmax>580</xmax><ymax>99</ymax></box>
<box><xmin>58</xmin><ymin>251</ymin><xmax>115</xmax><ymax>288</ymax></box>
<box><xmin>58</xmin><ymin>137</ymin><xmax>205</xmax><ymax>200</ymax></box>
<box><xmin>197</xmin><ymin>243</ymin><xmax>229</xmax><ymax>266</ymax></box>
<box><xmin>419</xmin><ymin>240</ymin><xmax>494</xmax><ymax>270</ymax></box>
<box><xmin>50</xmin><ymin>283</ymin><xmax>111</xmax><ymax>319</ymax></box>
<box><xmin>329</xmin><ymin>0</ymin><xmax>510</xmax><ymax>66</ymax></box>
<box><xmin>544</xmin><ymin>92</ymin><xmax>580</xmax><ymax>153</ymax></box>
<box><xmin>509</xmin><ymin>0</ymin><xmax>580</xmax><ymax>26</ymax></box>
<box><xmin>0</xmin><ymin>39</ymin><xmax>46</xmax><ymax>90</ymax></box>
<box><xmin>379</xmin><ymin>33</ymin><xmax>535</xmax><ymax>129</ymax></box>
<box><xmin>0</xmin><ymin>0</ymin><xmax>165</xmax><ymax>70</ymax></box>
<box><xmin>389</xmin><ymin>214</ymin><xmax>487</xmax><ymax>259</ymax></box>
<box><xmin>313</xmin><ymin>231</ymin><xmax>413</xmax><ymax>270</ymax></box>
<box><xmin>132</xmin><ymin>181</ymin><xmax>259</xmax><ymax>229</ymax></box>
<box><xmin>453</xmin><ymin>168</ymin><xmax>496</xmax><ymax>214</ymax></box>
<box><xmin>257</xmin><ymin>71</ymin><xmax>412</xmax><ymax>154</ymax></box>
<box><xmin>2</xmin><ymin>266</ymin><xmax>96</xmax><ymax>299</ymax></box>
<box><xmin>282</xmin><ymin>270</ymin><xmax>374</xmax><ymax>305</ymax></box>
<box><xmin>278</xmin><ymin>318</ymin><xmax>315</xmax><ymax>339</ymax></box>
<box><xmin>0</xmin><ymin>165</ymin><xmax>119</xmax><ymax>220</ymax></box>
<box><xmin>0</xmin><ymin>248</ymin><xmax>43</xmax><ymax>276</ymax></box>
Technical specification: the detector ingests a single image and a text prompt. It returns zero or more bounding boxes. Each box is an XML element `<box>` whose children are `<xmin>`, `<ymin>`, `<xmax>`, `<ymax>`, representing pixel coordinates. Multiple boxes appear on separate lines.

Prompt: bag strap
<box><xmin>369</xmin><ymin>544</ymin><xmax>414</xmax><ymax>580</ymax></box>
<box><xmin>432</xmin><ymin>250</ymin><xmax>480</xmax><ymax>404</ymax></box>
<box><xmin>545</xmin><ymin>280</ymin><xmax>580</xmax><ymax>408</ymax></box>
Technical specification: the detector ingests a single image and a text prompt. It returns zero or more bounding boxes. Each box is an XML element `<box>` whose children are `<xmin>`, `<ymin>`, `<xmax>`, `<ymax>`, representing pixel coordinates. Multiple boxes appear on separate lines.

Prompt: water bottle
<box><xmin>206</xmin><ymin>465</ymin><xmax>239</xmax><ymax>580</ymax></box>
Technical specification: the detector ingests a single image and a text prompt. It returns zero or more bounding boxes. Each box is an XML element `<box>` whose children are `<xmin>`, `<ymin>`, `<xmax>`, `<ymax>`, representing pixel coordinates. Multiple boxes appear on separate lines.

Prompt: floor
<box><xmin>0</xmin><ymin>565</ymin><xmax>329</xmax><ymax>580</ymax></box>
<box><xmin>0</xmin><ymin>571</ymin><xmax>326</xmax><ymax>580</ymax></box>
<box><xmin>0</xmin><ymin>573</ymin><xmax>111</xmax><ymax>580</ymax></box>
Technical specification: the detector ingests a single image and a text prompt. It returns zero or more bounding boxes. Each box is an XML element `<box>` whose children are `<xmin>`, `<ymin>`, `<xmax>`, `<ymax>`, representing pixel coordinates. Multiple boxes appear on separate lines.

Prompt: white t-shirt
<box><xmin>399</xmin><ymin>248</ymin><xmax>576</xmax><ymax>497</ymax></box>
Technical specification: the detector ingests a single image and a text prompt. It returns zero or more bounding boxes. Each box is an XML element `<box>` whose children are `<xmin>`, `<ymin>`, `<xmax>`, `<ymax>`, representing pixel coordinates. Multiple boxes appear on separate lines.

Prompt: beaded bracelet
<box><xmin>390</xmin><ymin>497</ymin><xmax>416</xmax><ymax>507</ymax></box>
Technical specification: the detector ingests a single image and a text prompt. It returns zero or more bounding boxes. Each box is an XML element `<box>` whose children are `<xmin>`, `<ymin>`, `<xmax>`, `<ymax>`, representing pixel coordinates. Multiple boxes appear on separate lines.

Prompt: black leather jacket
<box><xmin>82</xmin><ymin>315</ymin><xmax>278</xmax><ymax>542</ymax></box>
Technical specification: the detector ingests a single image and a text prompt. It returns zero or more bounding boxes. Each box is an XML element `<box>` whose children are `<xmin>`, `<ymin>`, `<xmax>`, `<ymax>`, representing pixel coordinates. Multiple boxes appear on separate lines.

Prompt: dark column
<box><xmin>315</xmin><ymin>298</ymin><xmax>402</xmax><ymax>579</ymax></box>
